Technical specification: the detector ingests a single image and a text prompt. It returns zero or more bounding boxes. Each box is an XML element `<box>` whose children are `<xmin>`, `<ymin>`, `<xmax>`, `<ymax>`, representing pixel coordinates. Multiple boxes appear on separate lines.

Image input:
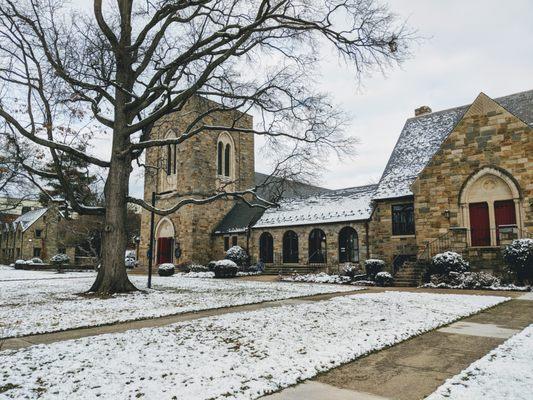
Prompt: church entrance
<box><xmin>157</xmin><ymin>237</ymin><xmax>174</xmax><ymax>265</ymax></box>
<box><xmin>469</xmin><ymin>202</ymin><xmax>490</xmax><ymax>246</ymax></box>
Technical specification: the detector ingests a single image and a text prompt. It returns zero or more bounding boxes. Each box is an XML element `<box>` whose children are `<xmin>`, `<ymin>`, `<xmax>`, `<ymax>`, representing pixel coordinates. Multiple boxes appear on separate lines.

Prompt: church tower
<box><xmin>139</xmin><ymin>96</ymin><xmax>254</xmax><ymax>266</ymax></box>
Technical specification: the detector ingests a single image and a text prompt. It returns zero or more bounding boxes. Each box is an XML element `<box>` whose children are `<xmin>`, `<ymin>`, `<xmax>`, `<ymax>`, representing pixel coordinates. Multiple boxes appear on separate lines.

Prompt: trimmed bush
<box><xmin>431</xmin><ymin>251</ymin><xmax>469</xmax><ymax>275</ymax></box>
<box><xmin>30</xmin><ymin>257</ymin><xmax>44</xmax><ymax>264</ymax></box>
<box><xmin>50</xmin><ymin>253</ymin><xmax>70</xmax><ymax>265</ymax></box>
<box><xmin>375</xmin><ymin>271</ymin><xmax>394</xmax><ymax>287</ymax></box>
<box><xmin>158</xmin><ymin>263</ymin><xmax>175</xmax><ymax>277</ymax></box>
<box><xmin>225</xmin><ymin>246</ymin><xmax>248</xmax><ymax>267</ymax></box>
<box><xmin>189</xmin><ymin>264</ymin><xmax>209</xmax><ymax>273</ymax></box>
<box><xmin>213</xmin><ymin>259</ymin><xmax>238</xmax><ymax>278</ymax></box>
<box><xmin>503</xmin><ymin>239</ymin><xmax>533</xmax><ymax>284</ymax></box>
<box><xmin>365</xmin><ymin>259</ymin><xmax>385</xmax><ymax>279</ymax></box>
<box><xmin>341</xmin><ymin>263</ymin><xmax>363</xmax><ymax>279</ymax></box>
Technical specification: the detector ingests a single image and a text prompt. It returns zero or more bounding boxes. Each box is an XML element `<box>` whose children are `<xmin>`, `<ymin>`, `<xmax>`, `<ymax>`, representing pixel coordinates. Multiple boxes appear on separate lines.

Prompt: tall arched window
<box><xmin>259</xmin><ymin>232</ymin><xmax>273</xmax><ymax>263</ymax></box>
<box><xmin>283</xmin><ymin>230</ymin><xmax>299</xmax><ymax>264</ymax></box>
<box><xmin>166</xmin><ymin>144</ymin><xmax>172</xmax><ymax>175</ymax></box>
<box><xmin>224</xmin><ymin>144</ymin><xmax>231</xmax><ymax>177</ymax></box>
<box><xmin>217</xmin><ymin>142</ymin><xmax>223</xmax><ymax>175</ymax></box>
<box><xmin>308</xmin><ymin>229</ymin><xmax>326</xmax><ymax>263</ymax></box>
<box><xmin>338</xmin><ymin>227</ymin><xmax>359</xmax><ymax>263</ymax></box>
<box><xmin>216</xmin><ymin>132</ymin><xmax>234</xmax><ymax>178</ymax></box>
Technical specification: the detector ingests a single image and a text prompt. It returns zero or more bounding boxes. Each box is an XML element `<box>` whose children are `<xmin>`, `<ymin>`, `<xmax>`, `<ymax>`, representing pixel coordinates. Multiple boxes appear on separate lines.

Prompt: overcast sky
<box><xmin>124</xmin><ymin>0</ymin><xmax>533</xmax><ymax>196</ymax></box>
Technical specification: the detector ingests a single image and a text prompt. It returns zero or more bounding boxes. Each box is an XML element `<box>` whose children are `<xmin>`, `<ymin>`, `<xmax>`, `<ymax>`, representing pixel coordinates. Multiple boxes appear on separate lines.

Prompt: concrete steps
<box><xmin>394</xmin><ymin>262</ymin><xmax>425</xmax><ymax>287</ymax></box>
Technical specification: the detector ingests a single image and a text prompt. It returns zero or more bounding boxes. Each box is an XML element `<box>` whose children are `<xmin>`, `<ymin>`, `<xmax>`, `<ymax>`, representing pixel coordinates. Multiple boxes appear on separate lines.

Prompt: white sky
<box><xmin>98</xmin><ymin>0</ymin><xmax>533</xmax><ymax>197</ymax></box>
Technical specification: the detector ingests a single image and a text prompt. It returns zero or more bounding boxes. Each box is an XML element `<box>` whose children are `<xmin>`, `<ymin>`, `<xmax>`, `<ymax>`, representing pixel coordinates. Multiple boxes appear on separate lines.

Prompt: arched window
<box><xmin>216</xmin><ymin>132</ymin><xmax>234</xmax><ymax>178</ymax></box>
<box><xmin>166</xmin><ymin>144</ymin><xmax>172</xmax><ymax>175</ymax></box>
<box><xmin>217</xmin><ymin>142</ymin><xmax>223</xmax><ymax>175</ymax></box>
<box><xmin>308</xmin><ymin>229</ymin><xmax>326</xmax><ymax>263</ymax></box>
<box><xmin>259</xmin><ymin>232</ymin><xmax>273</xmax><ymax>263</ymax></box>
<box><xmin>338</xmin><ymin>227</ymin><xmax>359</xmax><ymax>263</ymax></box>
<box><xmin>282</xmin><ymin>230</ymin><xmax>299</xmax><ymax>263</ymax></box>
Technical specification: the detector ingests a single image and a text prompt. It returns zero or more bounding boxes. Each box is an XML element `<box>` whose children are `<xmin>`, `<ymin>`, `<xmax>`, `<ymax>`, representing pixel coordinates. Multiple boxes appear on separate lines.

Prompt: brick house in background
<box><xmin>139</xmin><ymin>89</ymin><xmax>532</xmax><ymax>281</ymax></box>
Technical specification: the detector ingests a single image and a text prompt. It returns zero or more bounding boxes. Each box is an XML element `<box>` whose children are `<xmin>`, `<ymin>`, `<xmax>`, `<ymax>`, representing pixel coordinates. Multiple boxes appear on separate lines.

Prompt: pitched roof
<box><xmin>253</xmin><ymin>184</ymin><xmax>377</xmax><ymax>229</ymax></box>
<box><xmin>13</xmin><ymin>208</ymin><xmax>48</xmax><ymax>231</ymax></box>
<box><xmin>373</xmin><ymin>89</ymin><xmax>533</xmax><ymax>200</ymax></box>
<box><xmin>213</xmin><ymin>172</ymin><xmax>328</xmax><ymax>235</ymax></box>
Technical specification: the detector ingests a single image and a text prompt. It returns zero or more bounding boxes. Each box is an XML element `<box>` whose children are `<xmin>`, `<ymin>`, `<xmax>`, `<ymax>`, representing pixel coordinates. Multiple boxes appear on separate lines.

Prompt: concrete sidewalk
<box><xmin>262</xmin><ymin>293</ymin><xmax>533</xmax><ymax>400</ymax></box>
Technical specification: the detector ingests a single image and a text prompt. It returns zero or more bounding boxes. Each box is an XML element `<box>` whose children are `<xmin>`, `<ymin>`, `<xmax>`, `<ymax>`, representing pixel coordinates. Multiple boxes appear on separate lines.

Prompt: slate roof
<box><xmin>253</xmin><ymin>184</ymin><xmax>377</xmax><ymax>229</ymax></box>
<box><xmin>213</xmin><ymin>173</ymin><xmax>328</xmax><ymax>235</ymax></box>
<box><xmin>12</xmin><ymin>208</ymin><xmax>48</xmax><ymax>231</ymax></box>
<box><xmin>373</xmin><ymin>89</ymin><xmax>533</xmax><ymax>200</ymax></box>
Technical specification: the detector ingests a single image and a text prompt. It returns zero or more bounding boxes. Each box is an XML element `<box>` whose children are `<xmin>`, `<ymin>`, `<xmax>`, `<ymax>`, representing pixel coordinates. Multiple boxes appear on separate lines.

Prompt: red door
<box><xmin>157</xmin><ymin>237</ymin><xmax>173</xmax><ymax>265</ymax></box>
<box><xmin>495</xmin><ymin>200</ymin><xmax>516</xmax><ymax>244</ymax></box>
<box><xmin>469</xmin><ymin>202</ymin><xmax>490</xmax><ymax>246</ymax></box>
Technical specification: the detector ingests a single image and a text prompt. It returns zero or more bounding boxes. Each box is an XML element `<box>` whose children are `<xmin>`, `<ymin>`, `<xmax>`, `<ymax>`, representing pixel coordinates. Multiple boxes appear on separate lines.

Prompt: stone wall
<box><xmin>139</xmin><ymin>96</ymin><xmax>254</xmax><ymax>267</ymax></box>
<box><xmin>411</xmin><ymin>95</ymin><xmax>533</xmax><ymax>253</ymax></box>
<box><xmin>250</xmin><ymin>221</ymin><xmax>370</xmax><ymax>269</ymax></box>
<box><xmin>368</xmin><ymin>198</ymin><xmax>418</xmax><ymax>269</ymax></box>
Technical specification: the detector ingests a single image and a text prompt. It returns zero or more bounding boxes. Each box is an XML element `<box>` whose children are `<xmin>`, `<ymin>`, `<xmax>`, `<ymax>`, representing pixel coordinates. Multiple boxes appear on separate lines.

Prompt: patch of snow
<box><xmin>0</xmin><ymin>292</ymin><xmax>508</xmax><ymax>400</ymax></box>
<box><xmin>0</xmin><ymin>274</ymin><xmax>354</xmax><ymax>338</ymax></box>
<box><xmin>177</xmin><ymin>271</ymin><xmax>215</xmax><ymax>278</ymax></box>
<box><xmin>157</xmin><ymin>263</ymin><xmax>175</xmax><ymax>271</ymax></box>
<box><xmin>426</xmin><ymin>324</ymin><xmax>533</xmax><ymax>400</ymax></box>
<box><xmin>213</xmin><ymin>259</ymin><xmax>238</xmax><ymax>268</ymax></box>
<box><xmin>282</xmin><ymin>273</ymin><xmax>352</xmax><ymax>285</ymax></box>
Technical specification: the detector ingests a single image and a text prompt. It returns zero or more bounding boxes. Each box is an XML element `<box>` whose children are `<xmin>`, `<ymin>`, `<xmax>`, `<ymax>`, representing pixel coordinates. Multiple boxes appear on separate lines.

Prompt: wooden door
<box><xmin>495</xmin><ymin>200</ymin><xmax>516</xmax><ymax>244</ymax></box>
<box><xmin>157</xmin><ymin>237</ymin><xmax>173</xmax><ymax>265</ymax></box>
<box><xmin>469</xmin><ymin>202</ymin><xmax>490</xmax><ymax>246</ymax></box>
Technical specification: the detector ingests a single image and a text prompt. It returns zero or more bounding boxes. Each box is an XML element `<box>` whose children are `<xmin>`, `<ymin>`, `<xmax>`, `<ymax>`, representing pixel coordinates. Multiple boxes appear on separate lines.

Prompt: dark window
<box><xmin>217</xmin><ymin>142</ymin><xmax>223</xmax><ymax>175</ymax></box>
<box><xmin>259</xmin><ymin>232</ymin><xmax>273</xmax><ymax>263</ymax></box>
<box><xmin>35</xmin><ymin>229</ymin><xmax>43</xmax><ymax>238</ymax></box>
<box><xmin>33</xmin><ymin>247</ymin><xmax>41</xmax><ymax>257</ymax></box>
<box><xmin>21</xmin><ymin>206</ymin><xmax>31</xmax><ymax>214</ymax></box>
<box><xmin>166</xmin><ymin>145</ymin><xmax>172</xmax><ymax>175</ymax></box>
<box><xmin>338</xmin><ymin>227</ymin><xmax>359</xmax><ymax>263</ymax></box>
<box><xmin>308</xmin><ymin>229</ymin><xmax>327</xmax><ymax>263</ymax></box>
<box><xmin>223</xmin><ymin>237</ymin><xmax>230</xmax><ymax>251</ymax></box>
<box><xmin>282</xmin><ymin>231</ymin><xmax>299</xmax><ymax>263</ymax></box>
<box><xmin>231</xmin><ymin>236</ymin><xmax>238</xmax><ymax>246</ymax></box>
<box><xmin>173</xmin><ymin>144</ymin><xmax>177</xmax><ymax>175</ymax></box>
<box><xmin>224</xmin><ymin>144</ymin><xmax>231</xmax><ymax>177</ymax></box>
<box><xmin>392</xmin><ymin>203</ymin><xmax>415</xmax><ymax>235</ymax></box>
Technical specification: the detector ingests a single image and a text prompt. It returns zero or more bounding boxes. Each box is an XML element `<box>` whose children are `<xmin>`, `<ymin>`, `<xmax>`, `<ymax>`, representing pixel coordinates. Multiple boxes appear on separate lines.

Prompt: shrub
<box><xmin>29</xmin><ymin>257</ymin><xmax>44</xmax><ymax>264</ymax></box>
<box><xmin>189</xmin><ymin>264</ymin><xmax>209</xmax><ymax>273</ymax></box>
<box><xmin>50</xmin><ymin>253</ymin><xmax>70</xmax><ymax>265</ymax></box>
<box><xmin>365</xmin><ymin>259</ymin><xmax>385</xmax><ymax>279</ymax></box>
<box><xmin>212</xmin><ymin>259</ymin><xmax>238</xmax><ymax>278</ymax></box>
<box><xmin>431</xmin><ymin>251</ymin><xmax>469</xmax><ymax>275</ymax></box>
<box><xmin>503</xmin><ymin>239</ymin><xmax>533</xmax><ymax>284</ymax></box>
<box><xmin>341</xmin><ymin>263</ymin><xmax>363</xmax><ymax>278</ymax></box>
<box><xmin>158</xmin><ymin>263</ymin><xmax>175</xmax><ymax>277</ymax></box>
<box><xmin>375</xmin><ymin>271</ymin><xmax>394</xmax><ymax>287</ymax></box>
<box><xmin>225</xmin><ymin>246</ymin><xmax>248</xmax><ymax>267</ymax></box>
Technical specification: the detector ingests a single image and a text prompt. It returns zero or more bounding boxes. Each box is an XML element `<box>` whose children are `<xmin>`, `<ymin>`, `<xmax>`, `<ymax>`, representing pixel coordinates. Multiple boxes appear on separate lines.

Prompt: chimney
<box><xmin>415</xmin><ymin>105</ymin><xmax>432</xmax><ymax>117</ymax></box>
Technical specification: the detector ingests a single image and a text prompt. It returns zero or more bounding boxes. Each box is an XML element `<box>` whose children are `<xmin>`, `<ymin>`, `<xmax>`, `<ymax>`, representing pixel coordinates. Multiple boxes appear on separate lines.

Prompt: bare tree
<box><xmin>0</xmin><ymin>0</ymin><xmax>411</xmax><ymax>293</ymax></box>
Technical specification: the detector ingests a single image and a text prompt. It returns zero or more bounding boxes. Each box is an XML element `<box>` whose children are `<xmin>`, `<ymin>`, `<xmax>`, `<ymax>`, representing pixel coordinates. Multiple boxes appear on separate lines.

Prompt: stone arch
<box><xmin>458</xmin><ymin>166</ymin><xmax>523</xmax><ymax>246</ymax></box>
<box><xmin>216</xmin><ymin>132</ymin><xmax>235</xmax><ymax>178</ymax></box>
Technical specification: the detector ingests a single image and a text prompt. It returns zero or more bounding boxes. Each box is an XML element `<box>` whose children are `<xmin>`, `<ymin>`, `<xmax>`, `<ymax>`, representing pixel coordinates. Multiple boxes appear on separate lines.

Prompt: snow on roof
<box><xmin>13</xmin><ymin>208</ymin><xmax>48</xmax><ymax>231</ymax></box>
<box><xmin>373</xmin><ymin>89</ymin><xmax>533</xmax><ymax>200</ymax></box>
<box><xmin>254</xmin><ymin>184</ymin><xmax>377</xmax><ymax>229</ymax></box>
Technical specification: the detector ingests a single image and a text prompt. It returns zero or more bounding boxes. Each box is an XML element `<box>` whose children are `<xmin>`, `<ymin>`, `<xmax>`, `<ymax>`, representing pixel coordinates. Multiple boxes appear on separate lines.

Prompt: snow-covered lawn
<box><xmin>0</xmin><ymin>265</ymin><xmax>95</xmax><ymax>281</ymax></box>
<box><xmin>0</xmin><ymin>271</ymin><xmax>356</xmax><ymax>338</ymax></box>
<box><xmin>0</xmin><ymin>292</ymin><xmax>507</xmax><ymax>400</ymax></box>
<box><xmin>426</xmin><ymin>324</ymin><xmax>533</xmax><ymax>400</ymax></box>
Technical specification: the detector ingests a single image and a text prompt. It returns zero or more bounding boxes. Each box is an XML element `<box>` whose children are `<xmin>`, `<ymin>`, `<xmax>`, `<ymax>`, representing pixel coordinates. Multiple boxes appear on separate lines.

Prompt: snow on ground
<box><xmin>426</xmin><ymin>324</ymin><xmax>533</xmax><ymax>400</ymax></box>
<box><xmin>0</xmin><ymin>292</ymin><xmax>507</xmax><ymax>400</ymax></box>
<box><xmin>282</xmin><ymin>272</ymin><xmax>352</xmax><ymax>284</ymax></box>
<box><xmin>0</xmin><ymin>270</ymin><xmax>357</xmax><ymax>338</ymax></box>
<box><xmin>0</xmin><ymin>265</ymin><xmax>95</xmax><ymax>281</ymax></box>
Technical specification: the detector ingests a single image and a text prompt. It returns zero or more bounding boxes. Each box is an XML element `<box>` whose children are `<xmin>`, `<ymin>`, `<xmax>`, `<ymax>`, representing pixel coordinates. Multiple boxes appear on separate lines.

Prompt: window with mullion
<box><xmin>392</xmin><ymin>203</ymin><xmax>415</xmax><ymax>235</ymax></box>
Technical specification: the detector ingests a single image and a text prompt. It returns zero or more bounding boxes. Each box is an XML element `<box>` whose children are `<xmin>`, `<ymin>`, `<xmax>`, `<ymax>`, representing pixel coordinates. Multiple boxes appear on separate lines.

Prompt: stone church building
<box><xmin>139</xmin><ymin>90</ymin><xmax>532</xmax><ymax>277</ymax></box>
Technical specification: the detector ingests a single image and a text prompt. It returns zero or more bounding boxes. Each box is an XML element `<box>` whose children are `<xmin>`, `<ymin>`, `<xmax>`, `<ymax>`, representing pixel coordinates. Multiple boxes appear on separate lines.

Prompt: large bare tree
<box><xmin>0</xmin><ymin>0</ymin><xmax>411</xmax><ymax>293</ymax></box>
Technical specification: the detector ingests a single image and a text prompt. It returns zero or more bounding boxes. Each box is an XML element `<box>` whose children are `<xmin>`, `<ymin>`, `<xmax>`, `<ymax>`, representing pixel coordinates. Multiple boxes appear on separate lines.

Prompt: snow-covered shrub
<box><xmin>14</xmin><ymin>259</ymin><xmax>28</xmax><ymax>269</ymax></box>
<box><xmin>30</xmin><ymin>257</ymin><xmax>44</xmax><ymax>264</ymax></box>
<box><xmin>282</xmin><ymin>273</ymin><xmax>351</xmax><ymax>284</ymax></box>
<box><xmin>158</xmin><ymin>263</ymin><xmax>175</xmax><ymax>277</ymax></box>
<box><xmin>15</xmin><ymin>259</ymin><xmax>27</xmax><ymax>265</ymax></box>
<box><xmin>213</xmin><ymin>259</ymin><xmax>238</xmax><ymax>278</ymax></box>
<box><xmin>503</xmin><ymin>239</ymin><xmax>533</xmax><ymax>284</ymax></box>
<box><xmin>50</xmin><ymin>253</ymin><xmax>70</xmax><ymax>265</ymax></box>
<box><xmin>365</xmin><ymin>259</ymin><xmax>385</xmax><ymax>279</ymax></box>
<box><xmin>431</xmin><ymin>251</ymin><xmax>469</xmax><ymax>276</ymax></box>
<box><xmin>189</xmin><ymin>264</ymin><xmax>209</xmax><ymax>273</ymax></box>
<box><xmin>341</xmin><ymin>263</ymin><xmax>363</xmax><ymax>278</ymax></box>
<box><xmin>424</xmin><ymin>271</ymin><xmax>529</xmax><ymax>291</ymax></box>
<box><xmin>375</xmin><ymin>271</ymin><xmax>394</xmax><ymax>287</ymax></box>
<box><xmin>225</xmin><ymin>246</ymin><xmax>248</xmax><ymax>267</ymax></box>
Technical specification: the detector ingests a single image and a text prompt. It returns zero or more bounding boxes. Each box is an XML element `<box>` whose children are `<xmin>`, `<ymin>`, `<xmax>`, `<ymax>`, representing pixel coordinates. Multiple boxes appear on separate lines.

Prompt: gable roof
<box><xmin>253</xmin><ymin>184</ymin><xmax>377</xmax><ymax>229</ymax></box>
<box><xmin>373</xmin><ymin>89</ymin><xmax>533</xmax><ymax>200</ymax></box>
<box><xmin>13</xmin><ymin>208</ymin><xmax>48</xmax><ymax>232</ymax></box>
<box><xmin>213</xmin><ymin>172</ymin><xmax>328</xmax><ymax>235</ymax></box>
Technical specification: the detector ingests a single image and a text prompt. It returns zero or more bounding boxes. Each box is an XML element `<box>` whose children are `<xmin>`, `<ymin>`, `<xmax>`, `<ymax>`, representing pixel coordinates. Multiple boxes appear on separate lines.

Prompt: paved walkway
<box><xmin>263</xmin><ymin>292</ymin><xmax>533</xmax><ymax>400</ymax></box>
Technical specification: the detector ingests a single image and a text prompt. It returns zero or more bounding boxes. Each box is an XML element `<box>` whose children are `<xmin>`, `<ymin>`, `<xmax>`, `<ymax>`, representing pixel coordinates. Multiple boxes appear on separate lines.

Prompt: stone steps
<box><xmin>393</xmin><ymin>262</ymin><xmax>424</xmax><ymax>287</ymax></box>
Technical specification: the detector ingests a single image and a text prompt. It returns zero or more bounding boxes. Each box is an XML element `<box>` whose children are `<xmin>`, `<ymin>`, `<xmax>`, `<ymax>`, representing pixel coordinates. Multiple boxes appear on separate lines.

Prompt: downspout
<box><xmin>365</xmin><ymin>221</ymin><xmax>370</xmax><ymax>259</ymax></box>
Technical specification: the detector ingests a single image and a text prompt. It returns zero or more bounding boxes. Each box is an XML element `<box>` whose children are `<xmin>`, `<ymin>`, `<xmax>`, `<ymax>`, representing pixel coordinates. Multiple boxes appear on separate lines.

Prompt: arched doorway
<box><xmin>459</xmin><ymin>167</ymin><xmax>522</xmax><ymax>246</ymax></box>
<box><xmin>308</xmin><ymin>229</ymin><xmax>327</xmax><ymax>263</ymax></box>
<box><xmin>156</xmin><ymin>218</ymin><xmax>175</xmax><ymax>265</ymax></box>
<box><xmin>259</xmin><ymin>232</ymin><xmax>273</xmax><ymax>263</ymax></box>
<box><xmin>338</xmin><ymin>227</ymin><xmax>359</xmax><ymax>263</ymax></box>
<box><xmin>282</xmin><ymin>231</ymin><xmax>299</xmax><ymax>263</ymax></box>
